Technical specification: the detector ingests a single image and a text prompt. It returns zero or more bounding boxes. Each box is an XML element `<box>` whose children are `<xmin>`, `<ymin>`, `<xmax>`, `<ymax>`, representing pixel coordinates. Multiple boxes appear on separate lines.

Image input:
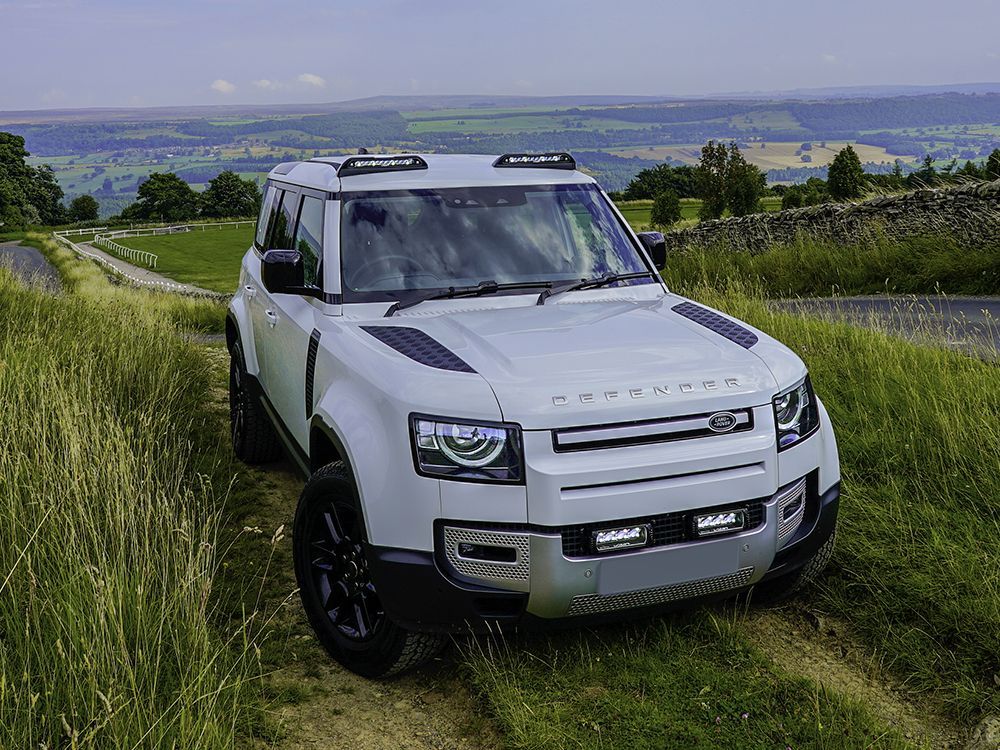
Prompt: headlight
<box><xmin>411</xmin><ymin>415</ymin><xmax>523</xmax><ymax>483</ymax></box>
<box><xmin>772</xmin><ymin>377</ymin><xmax>820</xmax><ymax>451</ymax></box>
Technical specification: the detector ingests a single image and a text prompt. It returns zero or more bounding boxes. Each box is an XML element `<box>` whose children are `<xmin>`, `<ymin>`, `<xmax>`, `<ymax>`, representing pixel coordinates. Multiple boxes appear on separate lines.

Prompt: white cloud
<box><xmin>298</xmin><ymin>72</ymin><xmax>326</xmax><ymax>88</ymax></box>
<box><xmin>253</xmin><ymin>78</ymin><xmax>280</xmax><ymax>89</ymax></box>
<box><xmin>210</xmin><ymin>79</ymin><xmax>236</xmax><ymax>94</ymax></box>
<box><xmin>821</xmin><ymin>53</ymin><xmax>837</xmax><ymax>64</ymax></box>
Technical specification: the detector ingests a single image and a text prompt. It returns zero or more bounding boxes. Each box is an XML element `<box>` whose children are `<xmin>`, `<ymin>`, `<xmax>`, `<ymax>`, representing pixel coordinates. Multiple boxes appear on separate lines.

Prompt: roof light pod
<box><xmin>337</xmin><ymin>155</ymin><xmax>428</xmax><ymax>177</ymax></box>
<box><xmin>493</xmin><ymin>152</ymin><xmax>576</xmax><ymax>170</ymax></box>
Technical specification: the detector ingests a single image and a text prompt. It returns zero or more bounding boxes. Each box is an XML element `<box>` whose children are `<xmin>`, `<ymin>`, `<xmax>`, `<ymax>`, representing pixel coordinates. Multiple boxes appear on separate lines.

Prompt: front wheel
<box><xmin>293</xmin><ymin>462</ymin><xmax>446</xmax><ymax>678</ymax></box>
<box><xmin>750</xmin><ymin>529</ymin><xmax>837</xmax><ymax>605</ymax></box>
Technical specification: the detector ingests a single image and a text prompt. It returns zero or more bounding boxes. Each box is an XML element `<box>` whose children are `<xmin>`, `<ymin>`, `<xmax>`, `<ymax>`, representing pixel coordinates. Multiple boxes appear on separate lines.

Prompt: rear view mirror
<box><xmin>261</xmin><ymin>249</ymin><xmax>304</xmax><ymax>294</ymax></box>
<box><xmin>637</xmin><ymin>231</ymin><xmax>667</xmax><ymax>270</ymax></box>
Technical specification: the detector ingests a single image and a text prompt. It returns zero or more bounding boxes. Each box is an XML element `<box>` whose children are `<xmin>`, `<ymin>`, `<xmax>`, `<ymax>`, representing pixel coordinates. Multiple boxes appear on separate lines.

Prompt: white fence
<box><xmin>52</xmin><ymin>233</ymin><xmax>225</xmax><ymax>299</ymax></box>
<box><xmin>54</xmin><ymin>227</ymin><xmax>108</xmax><ymax>237</ymax></box>
<box><xmin>93</xmin><ymin>219</ymin><xmax>256</xmax><ymax>271</ymax></box>
<box><xmin>94</xmin><ymin>236</ymin><xmax>159</xmax><ymax>268</ymax></box>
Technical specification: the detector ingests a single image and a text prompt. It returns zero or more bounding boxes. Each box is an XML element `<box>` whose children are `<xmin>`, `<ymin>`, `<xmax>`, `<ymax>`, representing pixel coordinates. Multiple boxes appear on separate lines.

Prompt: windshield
<box><xmin>340</xmin><ymin>183</ymin><xmax>650</xmax><ymax>301</ymax></box>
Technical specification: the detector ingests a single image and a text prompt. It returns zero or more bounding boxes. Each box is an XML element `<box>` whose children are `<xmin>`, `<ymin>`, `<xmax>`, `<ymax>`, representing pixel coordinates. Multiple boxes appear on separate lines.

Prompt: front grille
<box><xmin>560</xmin><ymin>500</ymin><xmax>765</xmax><ymax>558</ymax></box>
<box><xmin>566</xmin><ymin>567</ymin><xmax>755</xmax><ymax>616</ymax></box>
<box><xmin>552</xmin><ymin>409</ymin><xmax>754</xmax><ymax>452</ymax></box>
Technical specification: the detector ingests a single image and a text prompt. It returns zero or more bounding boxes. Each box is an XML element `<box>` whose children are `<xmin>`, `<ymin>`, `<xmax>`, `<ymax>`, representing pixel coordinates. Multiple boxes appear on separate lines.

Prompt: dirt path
<box><xmin>742</xmin><ymin>606</ymin><xmax>965</xmax><ymax>748</ymax></box>
<box><xmin>199</xmin><ymin>345</ymin><xmax>500</xmax><ymax>750</ymax></box>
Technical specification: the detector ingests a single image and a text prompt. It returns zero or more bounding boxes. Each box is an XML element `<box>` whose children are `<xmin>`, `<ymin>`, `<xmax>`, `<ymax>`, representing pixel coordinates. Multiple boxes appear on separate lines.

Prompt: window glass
<box><xmin>340</xmin><ymin>184</ymin><xmax>647</xmax><ymax>298</ymax></box>
<box><xmin>294</xmin><ymin>196</ymin><xmax>324</xmax><ymax>286</ymax></box>
<box><xmin>267</xmin><ymin>189</ymin><xmax>297</xmax><ymax>250</ymax></box>
<box><xmin>255</xmin><ymin>186</ymin><xmax>278</xmax><ymax>248</ymax></box>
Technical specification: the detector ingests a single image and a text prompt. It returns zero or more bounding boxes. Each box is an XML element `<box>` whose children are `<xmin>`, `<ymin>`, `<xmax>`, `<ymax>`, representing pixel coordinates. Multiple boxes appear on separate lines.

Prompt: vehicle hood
<box><xmin>379</xmin><ymin>295</ymin><xmax>800</xmax><ymax>429</ymax></box>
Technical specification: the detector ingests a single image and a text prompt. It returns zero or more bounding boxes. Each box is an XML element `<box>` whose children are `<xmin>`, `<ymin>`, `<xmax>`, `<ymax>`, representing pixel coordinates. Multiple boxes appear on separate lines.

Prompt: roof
<box><xmin>266</xmin><ymin>153</ymin><xmax>596</xmax><ymax>193</ymax></box>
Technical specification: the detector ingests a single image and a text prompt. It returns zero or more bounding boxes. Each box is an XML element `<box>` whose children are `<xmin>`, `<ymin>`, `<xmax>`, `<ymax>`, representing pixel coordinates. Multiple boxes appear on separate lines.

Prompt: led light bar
<box><xmin>693</xmin><ymin>509</ymin><xmax>747</xmax><ymax>538</ymax></box>
<box><xmin>593</xmin><ymin>524</ymin><xmax>650</xmax><ymax>553</ymax></box>
<box><xmin>493</xmin><ymin>152</ymin><xmax>577</xmax><ymax>170</ymax></box>
<box><xmin>337</xmin><ymin>155</ymin><xmax>428</xmax><ymax>177</ymax></box>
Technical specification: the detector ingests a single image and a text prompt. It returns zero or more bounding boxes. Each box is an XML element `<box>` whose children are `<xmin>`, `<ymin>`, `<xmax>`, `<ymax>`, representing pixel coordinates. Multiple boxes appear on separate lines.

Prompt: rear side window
<box><xmin>268</xmin><ymin>189</ymin><xmax>298</xmax><ymax>250</ymax></box>
<box><xmin>255</xmin><ymin>186</ymin><xmax>278</xmax><ymax>248</ymax></box>
<box><xmin>294</xmin><ymin>196</ymin><xmax>324</xmax><ymax>287</ymax></box>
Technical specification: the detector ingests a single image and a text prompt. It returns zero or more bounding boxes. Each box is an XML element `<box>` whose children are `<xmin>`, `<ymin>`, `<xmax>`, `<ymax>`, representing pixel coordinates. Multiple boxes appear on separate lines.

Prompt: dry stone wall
<box><xmin>664</xmin><ymin>180</ymin><xmax>1000</xmax><ymax>253</ymax></box>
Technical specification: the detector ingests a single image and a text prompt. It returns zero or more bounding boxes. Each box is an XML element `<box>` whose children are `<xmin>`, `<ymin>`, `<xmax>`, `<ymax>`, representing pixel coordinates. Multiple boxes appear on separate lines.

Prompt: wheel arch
<box><xmin>226</xmin><ymin>298</ymin><xmax>260</xmax><ymax>376</ymax></box>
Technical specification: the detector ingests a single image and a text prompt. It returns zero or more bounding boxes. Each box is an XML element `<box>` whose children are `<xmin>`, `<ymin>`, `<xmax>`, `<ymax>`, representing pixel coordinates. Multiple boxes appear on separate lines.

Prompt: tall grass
<box><xmin>30</xmin><ymin>233</ymin><xmax>227</xmax><ymax>333</ymax></box>
<box><xmin>0</xmin><ymin>270</ymin><xmax>261</xmax><ymax>747</ymax></box>
<box><xmin>693</xmin><ymin>281</ymin><xmax>1000</xmax><ymax>720</ymax></box>
<box><xmin>662</xmin><ymin>235</ymin><xmax>1000</xmax><ymax>298</ymax></box>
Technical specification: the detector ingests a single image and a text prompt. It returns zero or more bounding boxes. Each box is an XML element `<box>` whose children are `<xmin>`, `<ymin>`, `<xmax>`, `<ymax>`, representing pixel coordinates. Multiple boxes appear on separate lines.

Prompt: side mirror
<box><xmin>261</xmin><ymin>249</ymin><xmax>304</xmax><ymax>294</ymax></box>
<box><xmin>637</xmin><ymin>231</ymin><xmax>667</xmax><ymax>270</ymax></box>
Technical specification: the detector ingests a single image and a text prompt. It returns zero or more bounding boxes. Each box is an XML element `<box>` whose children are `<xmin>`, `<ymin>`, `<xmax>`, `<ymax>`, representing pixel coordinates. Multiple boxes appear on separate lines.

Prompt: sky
<box><xmin>3</xmin><ymin>0</ymin><xmax>1000</xmax><ymax>111</ymax></box>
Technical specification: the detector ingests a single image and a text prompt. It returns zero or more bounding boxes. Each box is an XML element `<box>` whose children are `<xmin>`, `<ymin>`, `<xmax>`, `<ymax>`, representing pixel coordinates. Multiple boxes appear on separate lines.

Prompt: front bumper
<box><xmin>367</xmin><ymin>475</ymin><xmax>840</xmax><ymax>633</ymax></box>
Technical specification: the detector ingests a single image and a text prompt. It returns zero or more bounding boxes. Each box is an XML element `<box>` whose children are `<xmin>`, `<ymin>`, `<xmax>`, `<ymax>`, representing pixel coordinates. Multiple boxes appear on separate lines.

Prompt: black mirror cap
<box><xmin>261</xmin><ymin>249</ymin><xmax>304</xmax><ymax>294</ymax></box>
<box><xmin>637</xmin><ymin>231</ymin><xmax>667</xmax><ymax>270</ymax></box>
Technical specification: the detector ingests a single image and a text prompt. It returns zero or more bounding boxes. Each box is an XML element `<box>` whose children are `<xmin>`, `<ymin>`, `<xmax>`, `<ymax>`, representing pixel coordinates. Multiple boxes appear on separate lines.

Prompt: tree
<box><xmin>201</xmin><ymin>170</ymin><xmax>262</xmax><ymax>218</ymax></box>
<box><xmin>694</xmin><ymin>141</ymin><xmax>765</xmax><ymax>220</ymax></box>
<box><xmin>649</xmin><ymin>189</ymin><xmax>681</xmax><ymax>229</ymax></box>
<box><xmin>0</xmin><ymin>132</ymin><xmax>66</xmax><ymax>227</ymax></box>
<box><xmin>622</xmin><ymin>164</ymin><xmax>697</xmax><ymax>201</ymax></box>
<box><xmin>909</xmin><ymin>155</ymin><xmax>937</xmax><ymax>187</ymax></box>
<box><xmin>781</xmin><ymin>177</ymin><xmax>828</xmax><ymax>210</ymax></box>
<box><xmin>986</xmin><ymin>149</ymin><xmax>1000</xmax><ymax>180</ymax></box>
<box><xmin>826</xmin><ymin>145</ymin><xmax>865</xmax><ymax>200</ymax></box>
<box><xmin>725</xmin><ymin>144</ymin><xmax>765</xmax><ymax>216</ymax></box>
<box><xmin>121</xmin><ymin>172</ymin><xmax>200</xmax><ymax>222</ymax></box>
<box><xmin>694</xmin><ymin>141</ymin><xmax>729</xmax><ymax>220</ymax></box>
<box><xmin>68</xmin><ymin>195</ymin><xmax>100</xmax><ymax>222</ymax></box>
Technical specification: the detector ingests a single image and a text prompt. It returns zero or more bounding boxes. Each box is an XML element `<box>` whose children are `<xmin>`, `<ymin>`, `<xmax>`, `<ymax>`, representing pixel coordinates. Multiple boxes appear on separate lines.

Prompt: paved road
<box><xmin>773</xmin><ymin>295</ymin><xmax>999</xmax><ymax>358</ymax></box>
<box><xmin>0</xmin><ymin>242</ymin><xmax>60</xmax><ymax>292</ymax></box>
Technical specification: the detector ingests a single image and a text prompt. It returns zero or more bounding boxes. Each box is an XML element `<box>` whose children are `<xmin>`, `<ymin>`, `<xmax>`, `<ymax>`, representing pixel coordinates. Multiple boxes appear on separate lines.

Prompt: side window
<box><xmin>255</xmin><ymin>186</ymin><xmax>278</xmax><ymax>249</ymax></box>
<box><xmin>267</xmin><ymin>189</ymin><xmax>298</xmax><ymax>251</ymax></box>
<box><xmin>294</xmin><ymin>195</ymin><xmax>325</xmax><ymax>287</ymax></box>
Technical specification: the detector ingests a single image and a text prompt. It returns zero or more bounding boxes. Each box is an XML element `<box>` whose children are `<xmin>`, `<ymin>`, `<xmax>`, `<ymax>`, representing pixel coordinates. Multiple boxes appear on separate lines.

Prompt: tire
<box><xmin>750</xmin><ymin>529</ymin><xmax>836</xmax><ymax>605</ymax></box>
<box><xmin>293</xmin><ymin>462</ymin><xmax>446</xmax><ymax>678</ymax></box>
<box><xmin>229</xmin><ymin>340</ymin><xmax>282</xmax><ymax>464</ymax></box>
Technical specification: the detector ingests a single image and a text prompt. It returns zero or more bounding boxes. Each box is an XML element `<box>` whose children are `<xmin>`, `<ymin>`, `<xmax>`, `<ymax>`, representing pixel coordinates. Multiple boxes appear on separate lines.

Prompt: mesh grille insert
<box><xmin>567</xmin><ymin>567</ymin><xmax>754</xmax><ymax>616</ymax></box>
<box><xmin>672</xmin><ymin>301</ymin><xmax>759</xmax><ymax>348</ymax></box>
<box><xmin>361</xmin><ymin>325</ymin><xmax>475</xmax><ymax>373</ymax></box>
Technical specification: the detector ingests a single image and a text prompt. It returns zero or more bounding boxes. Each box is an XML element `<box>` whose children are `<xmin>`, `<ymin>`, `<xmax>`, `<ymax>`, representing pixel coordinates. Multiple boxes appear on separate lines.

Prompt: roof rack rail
<box><xmin>337</xmin><ymin>154</ymin><xmax>428</xmax><ymax>177</ymax></box>
<box><xmin>493</xmin><ymin>152</ymin><xmax>576</xmax><ymax>170</ymax></box>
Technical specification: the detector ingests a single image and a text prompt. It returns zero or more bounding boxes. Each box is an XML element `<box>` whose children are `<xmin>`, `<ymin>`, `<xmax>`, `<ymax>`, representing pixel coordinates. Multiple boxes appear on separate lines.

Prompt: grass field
<box><xmin>617</xmin><ymin>197</ymin><xmax>782</xmax><ymax>230</ymax></box>
<box><xmin>467</xmin><ymin>614</ymin><xmax>914</xmax><ymax>749</ymax></box>
<box><xmin>661</xmin><ymin>235</ymin><xmax>1000</xmax><ymax>297</ymax></box>
<box><xmin>113</xmin><ymin>225</ymin><xmax>253</xmax><ymax>293</ymax></box>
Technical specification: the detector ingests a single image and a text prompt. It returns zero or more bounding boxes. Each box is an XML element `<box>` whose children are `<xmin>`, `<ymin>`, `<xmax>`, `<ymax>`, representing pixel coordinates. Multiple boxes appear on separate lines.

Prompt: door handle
<box><xmin>265</xmin><ymin>309</ymin><xmax>278</xmax><ymax>327</ymax></box>
<box><xmin>244</xmin><ymin>284</ymin><xmax>256</xmax><ymax>299</ymax></box>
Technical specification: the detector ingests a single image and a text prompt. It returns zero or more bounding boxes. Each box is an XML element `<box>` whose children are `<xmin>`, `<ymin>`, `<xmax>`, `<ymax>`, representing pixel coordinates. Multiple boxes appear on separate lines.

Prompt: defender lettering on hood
<box><xmin>553</xmin><ymin>378</ymin><xmax>742</xmax><ymax>406</ymax></box>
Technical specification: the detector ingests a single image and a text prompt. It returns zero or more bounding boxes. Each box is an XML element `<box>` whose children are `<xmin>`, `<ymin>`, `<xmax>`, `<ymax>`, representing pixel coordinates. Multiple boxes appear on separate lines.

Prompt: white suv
<box><xmin>227</xmin><ymin>152</ymin><xmax>840</xmax><ymax>677</ymax></box>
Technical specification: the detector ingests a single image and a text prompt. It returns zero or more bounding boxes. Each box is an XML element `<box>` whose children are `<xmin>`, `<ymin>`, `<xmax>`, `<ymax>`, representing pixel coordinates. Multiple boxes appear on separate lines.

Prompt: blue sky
<box><xmin>3</xmin><ymin>0</ymin><xmax>1000</xmax><ymax>110</ymax></box>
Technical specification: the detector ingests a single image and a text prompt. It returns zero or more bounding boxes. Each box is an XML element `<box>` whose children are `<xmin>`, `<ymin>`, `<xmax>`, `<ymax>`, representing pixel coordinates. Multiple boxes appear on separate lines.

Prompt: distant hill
<box><xmin>4</xmin><ymin>84</ymin><xmax>1000</xmax><ymax>125</ymax></box>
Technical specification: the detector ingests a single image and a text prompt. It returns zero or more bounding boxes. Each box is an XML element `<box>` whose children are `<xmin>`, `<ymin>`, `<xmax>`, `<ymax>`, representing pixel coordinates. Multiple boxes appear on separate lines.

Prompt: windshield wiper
<box><xmin>385</xmin><ymin>280</ymin><xmax>554</xmax><ymax>317</ymax></box>
<box><xmin>536</xmin><ymin>271</ymin><xmax>655</xmax><ymax>305</ymax></box>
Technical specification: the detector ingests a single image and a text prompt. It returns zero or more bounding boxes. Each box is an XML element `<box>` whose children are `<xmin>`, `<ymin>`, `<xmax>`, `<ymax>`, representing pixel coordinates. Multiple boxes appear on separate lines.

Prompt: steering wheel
<box><xmin>350</xmin><ymin>254</ymin><xmax>431</xmax><ymax>288</ymax></box>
